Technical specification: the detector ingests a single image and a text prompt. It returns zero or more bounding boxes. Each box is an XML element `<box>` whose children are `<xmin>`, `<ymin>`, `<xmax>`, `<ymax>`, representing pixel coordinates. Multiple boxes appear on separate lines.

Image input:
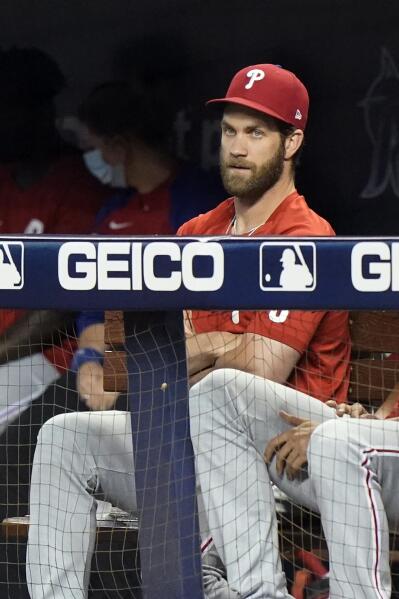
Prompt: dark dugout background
<box><xmin>3</xmin><ymin>0</ymin><xmax>399</xmax><ymax>235</ymax></box>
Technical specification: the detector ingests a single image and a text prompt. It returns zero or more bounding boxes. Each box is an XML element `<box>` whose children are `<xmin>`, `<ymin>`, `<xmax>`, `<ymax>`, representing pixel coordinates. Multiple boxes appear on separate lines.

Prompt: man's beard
<box><xmin>220</xmin><ymin>142</ymin><xmax>285</xmax><ymax>203</ymax></box>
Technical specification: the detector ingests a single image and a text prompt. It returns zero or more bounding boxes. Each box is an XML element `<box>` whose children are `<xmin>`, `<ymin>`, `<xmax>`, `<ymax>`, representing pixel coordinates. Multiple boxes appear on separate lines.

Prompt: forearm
<box><xmin>186</xmin><ymin>331</ymin><xmax>236</xmax><ymax>376</ymax></box>
<box><xmin>214</xmin><ymin>348</ymin><xmax>273</xmax><ymax>381</ymax></box>
<box><xmin>189</xmin><ymin>366</ymin><xmax>214</xmax><ymax>387</ymax></box>
<box><xmin>214</xmin><ymin>334</ymin><xmax>299</xmax><ymax>383</ymax></box>
<box><xmin>76</xmin><ymin>324</ymin><xmax>119</xmax><ymax>410</ymax></box>
<box><xmin>0</xmin><ymin>310</ymin><xmax>75</xmax><ymax>365</ymax></box>
<box><xmin>375</xmin><ymin>383</ymin><xmax>399</xmax><ymax>419</ymax></box>
<box><xmin>78</xmin><ymin>323</ymin><xmax>106</xmax><ymax>353</ymax></box>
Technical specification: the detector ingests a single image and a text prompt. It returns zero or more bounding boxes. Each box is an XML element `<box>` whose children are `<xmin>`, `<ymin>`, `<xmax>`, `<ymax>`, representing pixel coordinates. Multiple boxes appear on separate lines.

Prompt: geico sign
<box><xmin>58</xmin><ymin>241</ymin><xmax>224</xmax><ymax>291</ymax></box>
<box><xmin>352</xmin><ymin>242</ymin><xmax>399</xmax><ymax>291</ymax></box>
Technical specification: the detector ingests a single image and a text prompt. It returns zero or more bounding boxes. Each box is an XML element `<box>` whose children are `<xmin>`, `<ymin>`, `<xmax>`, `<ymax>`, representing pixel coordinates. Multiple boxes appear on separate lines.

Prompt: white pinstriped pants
<box><xmin>189</xmin><ymin>369</ymin><xmax>336</xmax><ymax>599</ymax></box>
<box><xmin>26</xmin><ymin>410</ymin><xmax>137</xmax><ymax>599</ymax></box>
<box><xmin>26</xmin><ymin>369</ymin><xmax>398</xmax><ymax>599</ymax></box>
<box><xmin>27</xmin><ymin>374</ymin><xmax>332</xmax><ymax>599</ymax></box>
<box><xmin>308</xmin><ymin>418</ymin><xmax>399</xmax><ymax>599</ymax></box>
<box><xmin>190</xmin><ymin>369</ymin><xmax>399</xmax><ymax>598</ymax></box>
<box><xmin>26</xmin><ymin>410</ymin><xmax>228</xmax><ymax>599</ymax></box>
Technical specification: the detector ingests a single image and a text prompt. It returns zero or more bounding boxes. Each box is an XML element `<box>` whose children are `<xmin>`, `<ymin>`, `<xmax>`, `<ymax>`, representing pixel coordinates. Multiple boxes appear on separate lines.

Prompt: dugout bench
<box><xmin>3</xmin><ymin>309</ymin><xmax>399</xmax><ymax>597</ymax></box>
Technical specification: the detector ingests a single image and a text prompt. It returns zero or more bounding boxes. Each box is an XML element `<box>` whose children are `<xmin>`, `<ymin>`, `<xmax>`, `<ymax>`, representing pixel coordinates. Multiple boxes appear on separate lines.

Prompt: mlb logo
<box><xmin>259</xmin><ymin>242</ymin><xmax>316</xmax><ymax>291</ymax></box>
<box><xmin>0</xmin><ymin>242</ymin><xmax>24</xmax><ymax>289</ymax></box>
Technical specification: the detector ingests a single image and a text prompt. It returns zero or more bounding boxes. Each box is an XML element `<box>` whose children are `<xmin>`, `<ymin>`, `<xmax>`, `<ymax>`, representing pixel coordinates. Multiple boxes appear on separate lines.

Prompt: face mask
<box><xmin>83</xmin><ymin>149</ymin><xmax>126</xmax><ymax>188</ymax></box>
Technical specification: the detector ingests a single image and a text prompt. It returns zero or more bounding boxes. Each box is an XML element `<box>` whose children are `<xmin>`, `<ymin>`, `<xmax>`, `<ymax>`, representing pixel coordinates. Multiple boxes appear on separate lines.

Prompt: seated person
<box><xmin>0</xmin><ymin>46</ymin><xmax>110</xmax><ymax>599</ymax></box>
<box><xmin>0</xmin><ymin>79</ymin><xmax>223</xmax><ymax>596</ymax></box>
<box><xmin>0</xmin><ymin>46</ymin><xmax>108</xmax><ymax>432</ymax></box>
<box><xmin>25</xmin><ymin>64</ymin><xmax>350</xmax><ymax>599</ymax></box>
<box><xmin>276</xmin><ymin>382</ymin><xmax>399</xmax><ymax>599</ymax></box>
<box><xmin>70</xmin><ymin>79</ymin><xmax>224</xmax><ymax>410</ymax></box>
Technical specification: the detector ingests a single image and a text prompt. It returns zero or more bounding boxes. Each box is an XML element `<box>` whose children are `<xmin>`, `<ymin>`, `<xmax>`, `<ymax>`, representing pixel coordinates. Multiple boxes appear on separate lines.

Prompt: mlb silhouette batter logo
<box><xmin>0</xmin><ymin>242</ymin><xmax>24</xmax><ymax>289</ymax></box>
<box><xmin>260</xmin><ymin>242</ymin><xmax>316</xmax><ymax>291</ymax></box>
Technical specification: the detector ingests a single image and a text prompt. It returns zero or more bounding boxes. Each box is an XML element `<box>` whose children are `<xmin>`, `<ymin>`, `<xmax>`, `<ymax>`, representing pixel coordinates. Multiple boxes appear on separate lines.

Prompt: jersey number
<box><xmin>268</xmin><ymin>310</ymin><xmax>289</xmax><ymax>323</ymax></box>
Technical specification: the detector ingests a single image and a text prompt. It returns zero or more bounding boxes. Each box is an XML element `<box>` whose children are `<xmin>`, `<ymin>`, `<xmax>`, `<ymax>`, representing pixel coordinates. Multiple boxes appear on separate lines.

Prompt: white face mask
<box><xmin>83</xmin><ymin>149</ymin><xmax>126</xmax><ymax>188</ymax></box>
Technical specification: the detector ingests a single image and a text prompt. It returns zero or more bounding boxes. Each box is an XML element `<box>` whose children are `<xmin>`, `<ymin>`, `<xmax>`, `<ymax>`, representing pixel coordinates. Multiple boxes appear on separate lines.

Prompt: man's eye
<box><xmin>252</xmin><ymin>129</ymin><xmax>263</xmax><ymax>138</ymax></box>
<box><xmin>223</xmin><ymin>126</ymin><xmax>235</xmax><ymax>136</ymax></box>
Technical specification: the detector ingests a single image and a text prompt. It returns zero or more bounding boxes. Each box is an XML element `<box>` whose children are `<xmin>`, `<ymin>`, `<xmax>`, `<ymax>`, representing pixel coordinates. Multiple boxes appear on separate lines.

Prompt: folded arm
<box><xmin>80</xmin><ymin>313</ymin><xmax>300</xmax><ymax>405</ymax></box>
<box><xmin>186</xmin><ymin>327</ymin><xmax>299</xmax><ymax>385</ymax></box>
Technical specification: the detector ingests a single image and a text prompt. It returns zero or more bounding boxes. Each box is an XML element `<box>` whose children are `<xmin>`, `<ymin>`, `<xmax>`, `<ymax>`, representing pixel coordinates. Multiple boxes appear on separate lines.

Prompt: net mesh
<box><xmin>0</xmin><ymin>308</ymin><xmax>398</xmax><ymax>598</ymax></box>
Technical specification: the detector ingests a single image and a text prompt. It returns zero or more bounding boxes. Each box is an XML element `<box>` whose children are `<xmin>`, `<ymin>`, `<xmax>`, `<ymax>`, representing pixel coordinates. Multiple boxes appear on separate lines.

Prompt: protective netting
<box><xmin>1</xmin><ymin>309</ymin><xmax>399</xmax><ymax>598</ymax></box>
<box><xmin>0</xmin><ymin>314</ymin><xmax>141</xmax><ymax>598</ymax></box>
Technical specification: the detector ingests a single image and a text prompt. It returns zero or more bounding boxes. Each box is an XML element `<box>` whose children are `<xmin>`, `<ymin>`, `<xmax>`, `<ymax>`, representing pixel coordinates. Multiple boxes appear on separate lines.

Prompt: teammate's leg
<box><xmin>308</xmin><ymin>418</ymin><xmax>399</xmax><ymax>599</ymax></box>
<box><xmin>26</xmin><ymin>410</ymin><xmax>135</xmax><ymax>599</ymax></box>
<box><xmin>190</xmin><ymin>368</ymin><xmax>336</xmax><ymax>599</ymax></box>
<box><xmin>0</xmin><ymin>374</ymin><xmax>129</xmax><ymax>596</ymax></box>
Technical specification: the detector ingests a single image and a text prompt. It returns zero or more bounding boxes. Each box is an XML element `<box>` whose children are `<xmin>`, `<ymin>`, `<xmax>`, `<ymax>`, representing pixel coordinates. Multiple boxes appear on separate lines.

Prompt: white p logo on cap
<box><xmin>245</xmin><ymin>69</ymin><xmax>265</xmax><ymax>90</ymax></box>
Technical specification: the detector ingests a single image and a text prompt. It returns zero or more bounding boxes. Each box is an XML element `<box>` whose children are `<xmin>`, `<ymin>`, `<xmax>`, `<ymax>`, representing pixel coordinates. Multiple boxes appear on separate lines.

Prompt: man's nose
<box><xmin>229</xmin><ymin>135</ymin><xmax>248</xmax><ymax>157</ymax></box>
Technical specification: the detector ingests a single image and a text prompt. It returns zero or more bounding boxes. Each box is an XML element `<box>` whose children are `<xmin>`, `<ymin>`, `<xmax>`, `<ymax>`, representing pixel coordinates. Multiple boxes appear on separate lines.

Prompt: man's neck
<box><xmin>233</xmin><ymin>177</ymin><xmax>296</xmax><ymax>234</ymax></box>
<box><xmin>125</xmin><ymin>148</ymin><xmax>176</xmax><ymax>194</ymax></box>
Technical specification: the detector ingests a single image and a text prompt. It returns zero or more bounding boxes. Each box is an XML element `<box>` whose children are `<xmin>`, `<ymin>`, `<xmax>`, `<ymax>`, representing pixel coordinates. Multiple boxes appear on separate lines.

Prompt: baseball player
<box><xmin>184</xmin><ymin>64</ymin><xmax>352</xmax><ymax>599</ymax></box>
<box><xmin>0</xmin><ymin>46</ymin><xmax>109</xmax><ymax>426</ymax></box>
<box><xmin>26</xmin><ymin>64</ymin><xmax>350</xmax><ymax>599</ymax></box>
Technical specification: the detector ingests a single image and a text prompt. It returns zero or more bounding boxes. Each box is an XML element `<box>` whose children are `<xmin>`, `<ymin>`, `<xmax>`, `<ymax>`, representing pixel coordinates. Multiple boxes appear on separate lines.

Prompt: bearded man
<box><xmin>183</xmin><ymin>64</ymin><xmax>350</xmax><ymax>599</ymax></box>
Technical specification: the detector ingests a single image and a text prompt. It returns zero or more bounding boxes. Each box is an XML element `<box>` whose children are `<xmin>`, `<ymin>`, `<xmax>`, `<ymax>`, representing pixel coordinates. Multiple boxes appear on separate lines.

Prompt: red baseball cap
<box><xmin>207</xmin><ymin>64</ymin><xmax>309</xmax><ymax>130</ymax></box>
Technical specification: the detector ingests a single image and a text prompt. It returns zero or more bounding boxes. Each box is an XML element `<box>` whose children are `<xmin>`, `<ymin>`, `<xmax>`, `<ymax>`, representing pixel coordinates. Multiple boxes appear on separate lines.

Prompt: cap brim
<box><xmin>206</xmin><ymin>97</ymin><xmax>289</xmax><ymax>125</ymax></box>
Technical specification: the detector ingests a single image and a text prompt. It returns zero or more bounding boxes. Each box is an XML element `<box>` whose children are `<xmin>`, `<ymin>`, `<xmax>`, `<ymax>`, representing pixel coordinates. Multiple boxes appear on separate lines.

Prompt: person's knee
<box><xmin>307</xmin><ymin>418</ymin><xmax>346</xmax><ymax>476</ymax></box>
<box><xmin>189</xmin><ymin>369</ymin><xmax>241</xmax><ymax>427</ymax></box>
<box><xmin>36</xmin><ymin>413</ymin><xmax>79</xmax><ymax>454</ymax></box>
<box><xmin>189</xmin><ymin>373</ymin><xmax>214</xmax><ymax>442</ymax></box>
<box><xmin>190</xmin><ymin>370</ymin><xmax>225</xmax><ymax>416</ymax></box>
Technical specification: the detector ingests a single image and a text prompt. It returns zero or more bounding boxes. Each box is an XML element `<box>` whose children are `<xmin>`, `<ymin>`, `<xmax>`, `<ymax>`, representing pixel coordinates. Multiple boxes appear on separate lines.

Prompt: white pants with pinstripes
<box><xmin>26</xmin><ymin>410</ymin><xmax>137</xmax><ymax>599</ymax></box>
<box><xmin>26</xmin><ymin>412</ymin><xmax>223</xmax><ymax>599</ymax></box>
<box><xmin>308</xmin><ymin>418</ymin><xmax>399</xmax><ymax>599</ymax></box>
<box><xmin>27</xmin><ymin>372</ymin><xmax>332</xmax><ymax>599</ymax></box>
<box><xmin>189</xmin><ymin>369</ymin><xmax>336</xmax><ymax>599</ymax></box>
<box><xmin>190</xmin><ymin>369</ymin><xmax>399</xmax><ymax>599</ymax></box>
<box><xmin>26</xmin><ymin>369</ymin><xmax>398</xmax><ymax>599</ymax></box>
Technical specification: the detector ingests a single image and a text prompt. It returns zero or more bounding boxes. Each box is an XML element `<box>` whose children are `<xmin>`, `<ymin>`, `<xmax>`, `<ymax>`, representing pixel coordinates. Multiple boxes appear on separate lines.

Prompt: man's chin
<box><xmin>223</xmin><ymin>175</ymin><xmax>252</xmax><ymax>196</ymax></box>
<box><xmin>224</xmin><ymin>183</ymin><xmax>257</xmax><ymax>199</ymax></box>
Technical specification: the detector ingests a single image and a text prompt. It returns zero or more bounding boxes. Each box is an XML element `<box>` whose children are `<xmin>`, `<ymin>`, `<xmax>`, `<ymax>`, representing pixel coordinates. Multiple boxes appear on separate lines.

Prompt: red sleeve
<box><xmin>176</xmin><ymin>223</ymin><xmax>187</xmax><ymax>236</ymax></box>
<box><xmin>177</xmin><ymin>220</ymin><xmax>195</xmax><ymax>236</ymax></box>
<box><xmin>246</xmin><ymin>310</ymin><xmax>325</xmax><ymax>354</ymax></box>
<box><xmin>0</xmin><ymin>309</ymin><xmax>27</xmax><ymax>335</ymax></box>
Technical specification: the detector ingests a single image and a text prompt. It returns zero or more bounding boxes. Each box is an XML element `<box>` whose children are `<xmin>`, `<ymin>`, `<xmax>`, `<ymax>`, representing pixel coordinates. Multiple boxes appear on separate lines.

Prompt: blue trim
<box><xmin>76</xmin><ymin>311</ymin><xmax>104</xmax><ymax>336</ymax></box>
<box><xmin>70</xmin><ymin>347</ymin><xmax>103</xmax><ymax>372</ymax></box>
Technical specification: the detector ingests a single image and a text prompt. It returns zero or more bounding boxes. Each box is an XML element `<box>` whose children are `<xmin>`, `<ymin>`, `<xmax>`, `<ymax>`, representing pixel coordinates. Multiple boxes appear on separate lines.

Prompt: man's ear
<box><xmin>284</xmin><ymin>129</ymin><xmax>304</xmax><ymax>160</ymax></box>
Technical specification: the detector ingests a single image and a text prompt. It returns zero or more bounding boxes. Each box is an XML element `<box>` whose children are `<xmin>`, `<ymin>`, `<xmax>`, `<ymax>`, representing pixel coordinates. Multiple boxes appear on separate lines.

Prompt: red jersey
<box><xmin>178</xmin><ymin>191</ymin><xmax>350</xmax><ymax>402</ymax></box>
<box><xmin>0</xmin><ymin>155</ymin><xmax>109</xmax><ymax>369</ymax></box>
<box><xmin>96</xmin><ymin>181</ymin><xmax>174</xmax><ymax>236</ymax></box>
